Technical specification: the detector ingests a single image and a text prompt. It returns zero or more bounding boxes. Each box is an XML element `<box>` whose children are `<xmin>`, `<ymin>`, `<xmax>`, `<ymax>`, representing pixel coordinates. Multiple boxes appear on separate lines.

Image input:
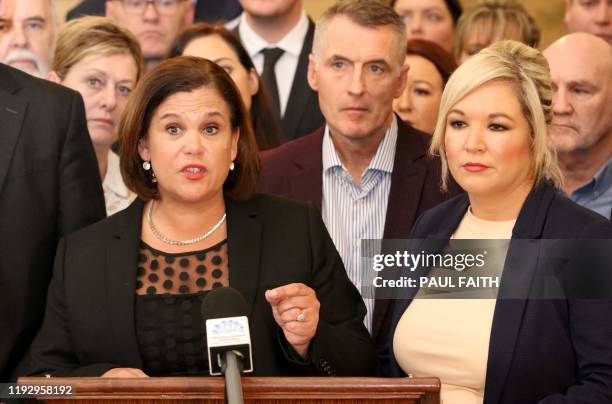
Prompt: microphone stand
<box><xmin>221</xmin><ymin>350</ymin><xmax>244</xmax><ymax>404</ymax></box>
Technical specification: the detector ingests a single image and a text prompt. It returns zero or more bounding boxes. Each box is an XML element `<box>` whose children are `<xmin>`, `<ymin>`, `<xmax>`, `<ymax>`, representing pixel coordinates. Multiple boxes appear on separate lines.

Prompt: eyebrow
<box><xmin>567</xmin><ymin>80</ymin><xmax>595</xmax><ymax>88</ymax></box>
<box><xmin>447</xmin><ymin>109</ymin><xmax>516</xmax><ymax>121</ymax></box>
<box><xmin>413</xmin><ymin>80</ymin><xmax>433</xmax><ymax>86</ymax></box>
<box><xmin>328</xmin><ymin>54</ymin><xmax>391</xmax><ymax>67</ymax></box>
<box><xmin>158</xmin><ymin>111</ymin><xmax>224</xmax><ymax>120</ymax></box>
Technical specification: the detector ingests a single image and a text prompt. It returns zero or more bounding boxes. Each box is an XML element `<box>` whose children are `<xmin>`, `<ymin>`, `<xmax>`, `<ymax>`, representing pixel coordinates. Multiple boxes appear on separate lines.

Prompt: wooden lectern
<box><xmin>19</xmin><ymin>376</ymin><xmax>440</xmax><ymax>403</ymax></box>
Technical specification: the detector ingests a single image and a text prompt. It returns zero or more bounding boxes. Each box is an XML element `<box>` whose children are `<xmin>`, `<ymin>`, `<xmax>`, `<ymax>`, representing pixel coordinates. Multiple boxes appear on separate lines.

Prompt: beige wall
<box><xmin>55</xmin><ymin>0</ymin><xmax>568</xmax><ymax>47</ymax></box>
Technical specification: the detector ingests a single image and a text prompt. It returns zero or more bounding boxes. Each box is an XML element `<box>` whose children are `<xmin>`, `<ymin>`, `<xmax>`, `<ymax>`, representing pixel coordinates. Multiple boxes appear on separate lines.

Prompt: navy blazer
<box><xmin>25</xmin><ymin>195</ymin><xmax>376</xmax><ymax>377</ymax></box>
<box><xmin>388</xmin><ymin>182</ymin><xmax>612</xmax><ymax>404</ymax></box>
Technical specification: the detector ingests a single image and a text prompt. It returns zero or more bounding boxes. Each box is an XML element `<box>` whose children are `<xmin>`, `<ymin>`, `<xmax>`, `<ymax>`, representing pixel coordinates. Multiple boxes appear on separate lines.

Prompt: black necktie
<box><xmin>261</xmin><ymin>47</ymin><xmax>285</xmax><ymax>119</ymax></box>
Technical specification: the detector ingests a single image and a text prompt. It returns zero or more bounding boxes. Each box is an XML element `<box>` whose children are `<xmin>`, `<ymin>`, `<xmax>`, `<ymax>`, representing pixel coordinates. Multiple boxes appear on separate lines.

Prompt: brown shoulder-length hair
<box><xmin>169</xmin><ymin>23</ymin><xmax>282</xmax><ymax>150</ymax></box>
<box><xmin>119</xmin><ymin>56</ymin><xmax>260</xmax><ymax>202</ymax></box>
<box><xmin>406</xmin><ymin>39</ymin><xmax>457</xmax><ymax>85</ymax></box>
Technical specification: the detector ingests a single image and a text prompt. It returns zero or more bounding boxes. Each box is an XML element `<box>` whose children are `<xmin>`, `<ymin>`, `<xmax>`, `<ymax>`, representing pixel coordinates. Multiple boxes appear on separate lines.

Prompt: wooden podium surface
<box><xmin>19</xmin><ymin>376</ymin><xmax>440</xmax><ymax>403</ymax></box>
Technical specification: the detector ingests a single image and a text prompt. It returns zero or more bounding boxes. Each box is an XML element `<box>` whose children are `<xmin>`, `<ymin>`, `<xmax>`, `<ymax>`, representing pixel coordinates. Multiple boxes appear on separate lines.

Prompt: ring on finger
<box><xmin>297</xmin><ymin>311</ymin><xmax>306</xmax><ymax>322</ymax></box>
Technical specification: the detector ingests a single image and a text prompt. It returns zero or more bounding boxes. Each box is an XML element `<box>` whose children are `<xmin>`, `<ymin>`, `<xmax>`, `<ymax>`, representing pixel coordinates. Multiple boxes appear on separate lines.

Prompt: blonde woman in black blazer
<box><xmin>389</xmin><ymin>41</ymin><xmax>612</xmax><ymax>404</ymax></box>
<box><xmin>25</xmin><ymin>57</ymin><xmax>375</xmax><ymax>378</ymax></box>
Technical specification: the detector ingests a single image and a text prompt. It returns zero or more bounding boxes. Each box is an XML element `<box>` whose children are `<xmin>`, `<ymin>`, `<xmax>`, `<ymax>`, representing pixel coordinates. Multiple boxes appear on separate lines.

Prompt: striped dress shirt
<box><xmin>321</xmin><ymin>116</ymin><xmax>398</xmax><ymax>332</ymax></box>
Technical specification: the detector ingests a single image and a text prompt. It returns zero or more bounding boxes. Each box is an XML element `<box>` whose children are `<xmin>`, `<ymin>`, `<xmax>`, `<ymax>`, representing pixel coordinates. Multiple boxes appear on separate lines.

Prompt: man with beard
<box><xmin>544</xmin><ymin>33</ymin><xmax>612</xmax><ymax>219</ymax></box>
<box><xmin>0</xmin><ymin>0</ymin><xmax>57</xmax><ymax>78</ymax></box>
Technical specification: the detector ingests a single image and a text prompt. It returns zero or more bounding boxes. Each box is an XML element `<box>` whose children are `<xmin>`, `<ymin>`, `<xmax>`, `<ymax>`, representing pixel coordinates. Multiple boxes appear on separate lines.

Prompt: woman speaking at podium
<box><xmin>389</xmin><ymin>41</ymin><xmax>612</xmax><ymax>403</ymax></box>
<box><xmin>25</xmin><ymin>57</ymin><xmax>375</xmax><ymax>378</ymax></box>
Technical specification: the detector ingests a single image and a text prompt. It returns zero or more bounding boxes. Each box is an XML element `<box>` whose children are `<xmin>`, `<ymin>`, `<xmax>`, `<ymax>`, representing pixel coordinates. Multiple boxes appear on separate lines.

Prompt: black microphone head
<box><xmin>201</xmin><ymin>286</ymin><xmax>249</xmax><ymax>321</ymax></box>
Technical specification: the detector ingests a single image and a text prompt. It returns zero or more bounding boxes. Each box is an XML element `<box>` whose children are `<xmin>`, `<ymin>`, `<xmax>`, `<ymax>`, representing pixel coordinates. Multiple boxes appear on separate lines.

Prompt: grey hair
<box><xmin>312</xmin><ymin>0</ymin><xmax>407</xmax><ymax>70</ymax></box>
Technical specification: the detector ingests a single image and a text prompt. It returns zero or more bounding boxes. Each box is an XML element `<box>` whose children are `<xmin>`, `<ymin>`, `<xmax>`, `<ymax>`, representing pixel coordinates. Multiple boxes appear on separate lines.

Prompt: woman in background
<box><xmin>453</xmin><ymin>0</ymin><xmax>540</xmax><ymax>64</ymax></box>
<box><xmin>170</xmin><ymin>23</ymin><xmax>282</xmax><ymax>151</ymax></box>
<box><xmin>391</xmin><ymin>0</ymin><xmax>462</xmax><ymax>53</ymax></box>
<box><xmin>393</xmin><ymin>39</ymin><xmax>457</xmax><ymax>135</ymax></box>
<box><xmin>390</xmin><ymin>40</ymin><xmax>612</xmax><ymax>403</ymax></box>
<box><xmin>48</xmin><ymin>16</ymin><xmax>144</xmax><ymax>215</ymax></box>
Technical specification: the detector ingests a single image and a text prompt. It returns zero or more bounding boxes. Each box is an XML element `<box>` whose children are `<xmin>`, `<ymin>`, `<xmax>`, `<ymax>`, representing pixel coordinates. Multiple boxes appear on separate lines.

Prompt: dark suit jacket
<box><xmin>259</xmin><ymin>118</ymin><xmax>457</xmax><ymax>371</ymax></box>
<box><xmin>237</xmin><ymin>18</ymin><xmax>325</xmax><ymax>140</ymax></box>
<box><xmin>388</xmin><ymin>182</ymin><xmax>612</xmax><ymax>404</ymax></box>
<box><xmin>66</xmin><ymin>0</ymin><xmax>242</xmax><ymax>23</ymax></box>
<box><xmin>0</xmin><ymin>64</ymin><xmax>106</xmax><ymax>380</ymax></box>
<box><xmin>25</xmin><ymin>195</ymin><xmax>376</xmax><ymax>377</ymax></box>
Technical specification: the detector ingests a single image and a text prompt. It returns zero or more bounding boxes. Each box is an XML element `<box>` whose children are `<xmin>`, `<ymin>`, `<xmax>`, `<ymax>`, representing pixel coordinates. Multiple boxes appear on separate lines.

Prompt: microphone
<box><xmin>201</xmin><ymin>287</ymin><xmax>253</xmax><ymax>404</ymax></box>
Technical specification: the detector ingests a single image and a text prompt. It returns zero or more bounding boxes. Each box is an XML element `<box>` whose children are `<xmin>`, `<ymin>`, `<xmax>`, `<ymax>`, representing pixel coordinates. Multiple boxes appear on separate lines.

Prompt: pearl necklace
<box><xmin>147</xmin><ymin>200</ymin><xmax>226</xmax><ymax>246</ymax></box>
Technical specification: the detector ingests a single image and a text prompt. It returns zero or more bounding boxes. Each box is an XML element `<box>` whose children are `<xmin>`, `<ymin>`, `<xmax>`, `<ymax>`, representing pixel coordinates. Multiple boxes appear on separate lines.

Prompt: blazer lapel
<box><xmin>0</xmin><ymin>66</ymin><xmax>27</xmax><ymax>195</ymax></box>
<box><xmin>105</xmin><ymin>200</ymin><xmax>144</xmax><ymax>368</ymax></box>
<box><xmin>281</xmin><ymin>19</ymin><xmax>316</xmax><ymax>140</ymax></box>
<box><xmin>288</xmin><ymin>129</ymin><xmax>324</xmax><ymax>209</ymax></box>
<box><xmin>226</xmin><ymin>198</ymin><xmax>263</xmax><ymax>315</ymax></box>
<box><xmin>483</xmin><ymin>184</ymin><xmax>555</xmax><ymax>404</ymax></box>
<box><xmin>373</xmin><ymin>120</ymin><xmax>431</xmax><ymax>339</ymax></box>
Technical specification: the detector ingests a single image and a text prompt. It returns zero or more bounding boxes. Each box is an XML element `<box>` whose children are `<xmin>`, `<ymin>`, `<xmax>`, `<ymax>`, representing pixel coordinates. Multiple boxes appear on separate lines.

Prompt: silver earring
<box><xmin>230</xmin><ymin>161</ymin><xmax>235</xmax><ymax>171</ymax></box>
<box><xmin>143</xmin><ymin>161</ymin><xmax>151</xmax><ymax>171</ymax></box>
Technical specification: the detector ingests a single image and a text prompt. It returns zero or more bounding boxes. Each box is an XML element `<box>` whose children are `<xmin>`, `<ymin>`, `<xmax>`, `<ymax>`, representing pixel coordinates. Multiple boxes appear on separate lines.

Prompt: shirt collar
<box><xmin>103</xmin><ymin>152</ymin><xmax>131</xmax><ymax>198</ymax></box>
<box><xmin>238</xmin><ymin>10</ymin><xmax>308</xmax><ymax>57</ymax></box>
<box><xmin>322</xmin><ymin>115</ymin><xmax>398</xmax><ymax>174</ymax></box>
<box><xmin>574</xmin><ymin>157</ymin><xmax>612</xmax><ymax>196</ymax></box>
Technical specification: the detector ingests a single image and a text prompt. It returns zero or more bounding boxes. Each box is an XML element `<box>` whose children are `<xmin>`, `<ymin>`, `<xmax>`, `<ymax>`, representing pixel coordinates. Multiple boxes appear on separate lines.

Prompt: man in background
<box><xmin>564</xmin><ymin>0</ymin><xmax>611</xmax><ymax>44</ymax></box>
<box><xmin>0</xmin><ymin>0</ymin><xmax>57</xmax><ymax>78</ymax></box>
<box><xmin>0</xmin><ymin>0</ymin><xmax>106</xmax><ymax>381</ymax></box>
<box><xmin>237</xmin><ymin>0</ymin><xmax>324</xmax><ymax>139</ymax></box>
<box><xmin>544</xmin><ymin>32</ymin><xmax>612</xmax><ymax>219</ymax></box>
<box><xmin>106</xmin><ymin>0</ymin><xmax>194</xmax><ymax>70</ymax></box>
<box><xmin>260</xmin><ymin>0</ymin><xmax>455</xmax><ymax>374</ymax></box>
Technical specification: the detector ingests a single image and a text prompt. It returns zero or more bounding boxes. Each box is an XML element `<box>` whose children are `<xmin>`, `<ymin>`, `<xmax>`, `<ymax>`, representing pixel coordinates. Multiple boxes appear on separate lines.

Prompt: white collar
<box><xmin>103</xmin><ymin>151</ymin><xmax>131</xmax><ymax>199</ymax></box>
<box><xmin>238</xmin><ymin>10</ymin><xmax>309</xmax><ymax>58</ymax></box>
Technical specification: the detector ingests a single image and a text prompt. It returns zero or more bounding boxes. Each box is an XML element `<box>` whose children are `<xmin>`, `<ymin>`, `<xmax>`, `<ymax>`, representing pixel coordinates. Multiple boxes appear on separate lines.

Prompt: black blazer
<box><xmin>0</xmin><ymin>64</ymin><xmax>106</xmax><ymax>380</ymax></box>
<box><xmin>259</xmin><ymin>118</ymin><xmax>459</xmax><ymax>373</ymax></box>
<box><xmin>66</xmin><ymin>0</ymin><xmax>242</xmax><ymax>23</ymax></box>
<box><xmin>25</xmin><ymin>195</ymin><xmax>376</xmax><ymax>377</ymax></box>
<box><xmin>388</xmin><ymin>182</ymin><xmax>612</xmax><ymax>404</ymax></box>
<box><xmin>237</xmin><ymin>18</ymin><xmax>325</xmax><ymax>140</ymax></box>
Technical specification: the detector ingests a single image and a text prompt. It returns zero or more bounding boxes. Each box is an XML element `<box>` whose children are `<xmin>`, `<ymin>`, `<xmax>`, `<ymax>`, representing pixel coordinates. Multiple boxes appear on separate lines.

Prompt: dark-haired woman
<box><xmin>26</xmin><ymin>57</ymin><xmax>374</xmax><ymax>378</ymax></box>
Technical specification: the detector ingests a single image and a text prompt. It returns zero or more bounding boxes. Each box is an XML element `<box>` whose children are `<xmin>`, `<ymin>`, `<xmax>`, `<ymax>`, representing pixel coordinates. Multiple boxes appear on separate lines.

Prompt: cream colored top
<box><xmin>103</xmin><ymin>151</ymin><xmax>135</xmax><ymax>216</ymax></box>
<box><xmin>393</xmin><ymin>208</ymin><xmax>515</xmax><ymax>404</ymax></box>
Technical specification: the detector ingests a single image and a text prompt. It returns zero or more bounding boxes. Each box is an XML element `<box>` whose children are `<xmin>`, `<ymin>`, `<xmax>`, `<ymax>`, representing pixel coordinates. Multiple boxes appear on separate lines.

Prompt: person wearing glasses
<box><xmin>106</xmin><ymin>0</ymin><xmax>194</xmax><ymax>70</ymax></box>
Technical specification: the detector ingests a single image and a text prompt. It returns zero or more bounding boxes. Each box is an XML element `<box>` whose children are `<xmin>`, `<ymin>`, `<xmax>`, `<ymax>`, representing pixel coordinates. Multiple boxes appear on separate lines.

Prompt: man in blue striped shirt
<box><xmin>260</xmin><ymin>0</ymin><xmax>455</xmax><ymax>374</ymax></box>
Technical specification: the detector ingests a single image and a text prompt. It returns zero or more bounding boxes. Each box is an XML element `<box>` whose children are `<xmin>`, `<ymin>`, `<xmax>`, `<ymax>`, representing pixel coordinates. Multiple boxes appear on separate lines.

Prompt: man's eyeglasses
<box><xmin>111</xmin><ymin>0</ymin><xmax>187</xmax><ymax>16</ymax></box>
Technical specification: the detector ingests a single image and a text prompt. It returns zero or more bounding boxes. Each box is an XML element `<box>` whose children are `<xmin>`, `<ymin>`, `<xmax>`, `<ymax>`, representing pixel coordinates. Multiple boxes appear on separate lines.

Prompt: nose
<box><xmin>143</xmin><ymin>1</ymin><xmax>160</xmax><ymax>21</ymax></box>
<box><xmin>395</xmin><ymin>88</ymin><xmax>413</xmax><ymax>112</ymax></box>
<box><xmin>410</xmin><ymin>14</ymin><xmax>424</xmax><ymax>35</ymax></box>
<box><xmin>9</xmin><ymin>24</ymin><xmax>28</xmax><ymax>48</ymax></box>
<box><xmin>595</xmin><ymin>2</ymin><xmax>610</xmax><ymax>25</ymax></box>
<box><xmin>463</xmin><ymin>126</ymin><xmax>486</xmax><ymax>153</ymax></box>
<box><xmin>183</xmin><ymin>129</ymin><xmax>205</xmax><ymax>155</ymax></box>
<box><xmin>552</xmin><ymin>87</ymin><xmax>573</xmax><ymax>116</ymax></box>
<box><xmin>100</xmin><ymin>85</ymin><xmax>117</xmax><ymax>111</ymax></box>
<box><xmin>347</xmin><ymin>66</ymin><xmax>365</xmax><ymax>96</ymax></box>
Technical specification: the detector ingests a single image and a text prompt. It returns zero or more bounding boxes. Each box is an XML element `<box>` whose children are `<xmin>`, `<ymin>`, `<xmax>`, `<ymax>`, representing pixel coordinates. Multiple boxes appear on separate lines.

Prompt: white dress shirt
<box><xmin>103</xmin><ymin>151</ymin><xmax>135</xmax><ymax>216</ymax></box>
<box><xmin>321</xmin><ymin>116</ymin><xmax>398</xmax><ymax>332</ymax></box>
<box><xmin>238</xmin><ymin>10</ymin><xmax>309</xmax><ymax>117</ymax></box>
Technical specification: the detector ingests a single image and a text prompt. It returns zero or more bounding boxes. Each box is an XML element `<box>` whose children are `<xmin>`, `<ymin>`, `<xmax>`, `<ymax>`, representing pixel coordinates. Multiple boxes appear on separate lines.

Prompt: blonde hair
<box><xmin>52</xmin><ymin>16</ymin><xmax>144</xmax><ymax>81</ymax></box>
<box><xmin>430</xmin><ymin>40</ymin><xmax>563</xmax><ymax>191</ymax></box>
<box><xmin>454</xmin><ymin>0</ymin><xmax>540</xmax><ymax>61</ymax></box>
